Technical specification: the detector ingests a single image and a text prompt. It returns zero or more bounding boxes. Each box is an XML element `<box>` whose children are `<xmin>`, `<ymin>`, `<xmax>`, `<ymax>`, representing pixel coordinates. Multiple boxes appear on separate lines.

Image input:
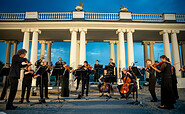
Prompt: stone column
<box><xmin>21</xmin><ymin>29</ymin><xmax>30</xmax><ymax>59</ymax></box>
<box><xmin>109</xmin><ymin>41</ymin><xmax>115</xmax><ymax>62</ymax></box>
<box><xmin>160</xmin><ymin>30</ymin><xmax>172</xmax><ymax>60</ymax></box>
<box><xmin>142</xmin><ymin>41</ymin><xmax>149</xmax><ymax>79</ymax></box>
<box><xmin>46</xmin><ymin>41</ymin><xmax>53</xmax><ymax>66</ymax></box>
<box><xmin>116</xmin><ymin>29</ymin><xmax>126</xmax><ymax>70</ymax></box>
<box><xmin>30</xmin><ymin>29</ymin><xmax>41</xmax><ymax>87</ymax></box>
<box><xmin>171</xmin><ymin>30</ymin><xmax>181</xmax><ymax>77</ymax></box>
<box><xmin>180</xmin><ymin>41</ymin><xmax>185</xmax><ymax>65</ymax></box>
<box><xmin>115</xmin><ymin>41</ymin><xmax>120</xmax><ymax>83</ymax></box>
<box><xmin>76</xmin><ymin>40</ymin><xmax>80</xmax><ymax>67</ymax></box>
<box><xmin>11</xmin><ymin>40</ymin><xmax>19</xmax><ymax>57</ymax></box>
<box><xmin>149</xmin><ymin>41</ymin><xmax>155</xmax><ymax>64</ymax></box>
<box><xmin>4</xmin><ymin>41</ymin><xmax>11</xmax><ymax>66</ymax></box>
<box><xmin>127</xmin><ymin>29</ymin><xmax>135</xmax><ymax>67</ymax></box>
<box><xmin>39</xmin><ymin>40</ymin><xmax>46</xmax><ymax>57</ymax></box>
<box><xmin>79</xmin><ymin>28</ymin><xmax>87</xmax><ymax>65</ymax></box>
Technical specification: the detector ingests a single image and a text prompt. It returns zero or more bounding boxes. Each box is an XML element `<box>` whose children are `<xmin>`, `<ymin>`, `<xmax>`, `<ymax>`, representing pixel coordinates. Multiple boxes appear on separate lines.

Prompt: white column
<box><xmin>46</xmin><ymin>41</ymin><xmax>53</xmax><ymax>66</ymax></box>
<box><xmin>149</xmin><ymin>41</ymin><xmax>155</xmax><ymax>64</ymax></box>
<box><xmin>115</xmin><ymin>41</ymin><xmax>120</xmax><ymax>83</ymax></box>
<box><xmin>171</xmin><ymin>30</ymin><xmax>181</xmax><ymax>77</ymax></box>
<box><xmin>127</xmin><ymin>29</ymin><xmax>135</xmax><ymax>67</ymax></box>
<box><xmin>4</xmin><ymin>41</ymin><xmax>11</xmax><ymax>66</ymax></box>
<box><xmin>12</xmin><ymin>41</ymin><xmax>18</xmax><ymax>57</ymax></box>
<box><xmin>180</xmin><ymin>41</ymin><xmax>185</xmax><ymax>65</ymax></box>
<box><xmin>76</xmin><ymin>40</ymin><xmax>80</xmax><ymax>67</ymax></box>
<box><xmin>160</xmin><ymin>30</ymin><xmax>171</xmax><ymax>60</ymax></box>
<box><xmin>109</xmin><ymin>41</ymin><xmax>115</xmax><ymax>62</ymax></box>
<box><xmin>116</xmin><ymin>29</ymin><xmax>126</xmax><ymax>69</ymax></box>
<box><xmin>39</xmin><ymin>40</ymin><xmax>46</xmax><ymax>57</ymax></box>
<box><xmin>142</xmin><ymin>41</ymin><xmax>149</xmax><ymax>79</ymax></box>
<box><xmin>79</xmin><ymin>28</ymin><xmax>87</xmax><ymax>65</ymax></box>
<box><xmin>21</xmin><ymin>29</ymin><xmax>30</xmax><ymax>59</ymax></box>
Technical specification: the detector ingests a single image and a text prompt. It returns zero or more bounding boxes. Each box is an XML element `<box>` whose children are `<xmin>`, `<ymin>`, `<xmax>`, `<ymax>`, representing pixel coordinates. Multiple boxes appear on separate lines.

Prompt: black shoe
<box><xmin>158</xmin><ymin>106</ymin><xmax>167</xmax><ymax>109</ymax></box>
<box><xmin>26</xmin><ymin>100</ymin><xmax>30</xmax><ymax>103</ymax></box>
<box><xmin>86</xmin><ymin>94</ymin><xmax>88</xmax><ymax>97</ymax></box>
<box><xmin>0</xmin><ymin>97</ymin><xmax>4</xmax><ymax>100</ymax></box>
<box><xmin>45</xmin><ymin>97</ymin><xmax>49</xmax><ymax>99</ymax></box>
<box><xmin>12</xmin><ymin>105</ymin><xmax>18</xmax><ymax>109</ymax></box>
<box><xmin>99</xmin><ymin>94</ymin><xmax>103</xmax><ymax>97</ymax></box>
<box><xmin>6</xmin><ymin>105</ymin><xmax>16</xmax><ymax>110</ymax></box>
<box><xmin>151</xmin><ymin>100</ymin><xmax>158</xmax><ymax>102</ymax></box>
<box><xmin>19</xmin><ymin>100</ymin><xmax>23</xmax><ymax>104</ymax></box>
<box><xmin>120</xmin><ymin>96</ymin><xmax>125</xmax><ymax>99</ymax></box>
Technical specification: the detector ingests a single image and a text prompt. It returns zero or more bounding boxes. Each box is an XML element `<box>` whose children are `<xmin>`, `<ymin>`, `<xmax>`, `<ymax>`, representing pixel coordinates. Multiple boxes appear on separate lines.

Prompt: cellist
<box><xmin>117</xmin><ymin>68</ymin><xmax>136</xmax><ymax>99</ymax></box>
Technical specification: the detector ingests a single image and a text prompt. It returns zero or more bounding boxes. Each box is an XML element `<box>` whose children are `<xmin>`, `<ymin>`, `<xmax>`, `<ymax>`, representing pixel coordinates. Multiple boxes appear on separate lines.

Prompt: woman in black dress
<box><xmin>151</xmin><ymin>55</ymin><xmax>176</xmax><ymax>110</ymax></box>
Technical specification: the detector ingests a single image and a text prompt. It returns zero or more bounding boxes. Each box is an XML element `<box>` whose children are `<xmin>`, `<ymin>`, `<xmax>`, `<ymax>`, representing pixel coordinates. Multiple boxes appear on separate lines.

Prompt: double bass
<box><xmin>120</xmin><ymin>74</ymin><xmax>131</xmax><ymax>94</ymax></box>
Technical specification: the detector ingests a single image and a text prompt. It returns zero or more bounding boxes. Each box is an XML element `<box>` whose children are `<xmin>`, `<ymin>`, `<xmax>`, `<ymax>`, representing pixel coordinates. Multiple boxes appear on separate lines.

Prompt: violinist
<box><xmin>94</xmin><ymin>60</ymin><xmax>100</xmax><ymax>82</ymax></box>
<box><xmin>150</xmin><ymin>55</ymin><xmax>176</xmax><ymax>110</ymax></box>
<box><xmin>81</xmin><ymin>61</ymin><xmax>93</xmax><ymax>96</ymax></box>
<box><xmin>19</xmin><ymin>66</ymin><xmax>40</xmax><ymax>103</ymax></box>
<box><xmin>98</xmin><ymin>70</ymin><xmax>111</xmax><ymax>98</ymax></box>
<box><xmin>117</xmin><ymin>68</ymin><xmax>136</xmax><ymax>99</ymax></box>
<box><xmin>36</xmin><ymin>61</ymin><xmax>51</xmax><ymax>100</ymax></box>
<box><xmin>6</xmin><ymin>49</ymin><xmax>31</xmax><ymax>110</ymax></box>
<box><xmin>54</xmin><ymin>57</ymin><xmax>63</xmax><ymax>86</ymax></box>
<box><xmin>73</xmin><ymin>65</ymin><xmax>82</xmax><ymax>90</ymax></box>
<box><xmin>61</xmin><ymin>62</ymin><xmax>72</xmax><ymax>97</ymax></box>
<box><xmin>179</xmin><ymin>66</ymin><xmax>185</xmax><ymax>77</ymax></box>
<box><xmin>108</xmin><ymin>58</ymin><xmax>115</xmax><ymax>76</ymax></box>
<box><xmin>141</xmin><ymin>59</ymin><xmax>158</xmax><ymax>102</ymax></box>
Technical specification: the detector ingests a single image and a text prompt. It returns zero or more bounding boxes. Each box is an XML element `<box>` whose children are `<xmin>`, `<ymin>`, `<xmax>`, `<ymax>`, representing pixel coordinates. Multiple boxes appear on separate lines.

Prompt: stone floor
<box><xmin>0</xmin><ymin>86</ymin><xmax>185</xmax><ymax>114</ymax></box>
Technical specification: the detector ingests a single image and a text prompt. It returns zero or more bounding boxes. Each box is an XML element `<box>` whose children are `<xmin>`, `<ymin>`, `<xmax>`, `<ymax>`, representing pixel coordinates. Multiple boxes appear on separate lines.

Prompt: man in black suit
<box><xmin>6</xmin><ymin>49</ymin><xmax>31</xmax><ymax>110</ymax></box>
<box><xmin>54</xmin><ymin>57</ymin><xmax>63</xmax><ymax>86</ymax></box>
<box><xmin>108</xmin><ymin>58</ymin><xmax>115</xmax><ymax>76</ymax></box>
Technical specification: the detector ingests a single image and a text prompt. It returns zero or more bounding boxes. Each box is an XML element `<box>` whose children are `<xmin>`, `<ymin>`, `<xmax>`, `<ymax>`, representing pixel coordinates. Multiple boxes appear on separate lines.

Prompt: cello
<box><xmin>120</xmin><ymin>73</ymin><xmax>131</xmax><ymax>94</ymax></box>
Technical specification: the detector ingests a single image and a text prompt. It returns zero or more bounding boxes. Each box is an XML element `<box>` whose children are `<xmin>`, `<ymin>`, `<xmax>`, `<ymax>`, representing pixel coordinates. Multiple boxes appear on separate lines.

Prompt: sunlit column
<box><xmin>115</xmin><ymin>41</ymin><xmax>120</xmax><ymax>83</ymax></box>
<box><xmin>127</xmin><ymin>29</ymin><xmax>135</xmax><ymax>67</ymax></box>
<box><xmin>160</xmin><ymin>30</ymin><xmax>171</xmax><ymax>60</ymax></box>
<box><xmin>142</xmin><ymin>41</ymin><xmax>149</xmax><ymax>79</ymax></box>
<box><xmin>46</xmin><ymin>41</ymin><xmax>53</xmax><ymax>66</ymax></box>
<box><xmin>109</xmin><ymin>41</ymin><xmax>115</xmax><ymax>62</ymax></box>
<box><xmin>79</xmin><ymin>28</ymin><xmax>87</xmax><ymax>65</ymax></box>
<box><xmin>21</xmin><ymin>28</ymin><xmax>30</xmax><ymax>59</ymax></box>
<box><xmin>76</xmin><ymin>40</ymin><xmax>80</xmax><ymax>67</ymax></box>
<box><xmin>12</xmin><ymin>40</ymin><xmax>19</xmax><ymax>57</ymax></box>
<box><xmin>171</xmin><ymin>30</ymin><xmax>181</xmax><ymax>77</ymax></box>
<box><xmin>39</xmin><ymin>40</ymin><xmax>46</xmax><ymax>57</ymax></box>
<box><xmin>149</xmin><ymin>41</ymin><xmax>155</xmax><ymax>64</ymax></box>
<box><xmin>4</xmin><ymin>41</ymin><xmax>11</xmax><ymax>66</ymax></box>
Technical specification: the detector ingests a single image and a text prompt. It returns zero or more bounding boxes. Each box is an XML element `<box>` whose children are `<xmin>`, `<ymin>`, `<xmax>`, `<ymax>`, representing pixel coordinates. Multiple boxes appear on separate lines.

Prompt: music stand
<box><xmin>127</xmin><ymin>66</ymin><xmax>141</xmax><ymax>105</ymax></box>
<box><xmin>94</xmin><ymin>64</ymin><xmax>103</xmax><ymax>82</ymax></box>
<box><xmin>75</xmin><ymin>69</ymin><xmax>88</xmax><ymax>100</ymax></box>
<box><xmin>0</xmin><ymin>67</ymin><xmax>10</xmax><ymax>102</ymax></box>
<box><xmin>30</xmin><ymin>66</ymin><xmax>47</xmax><ymax>106</ymax></box>
<box><xmin>50</xmin><ymin>68</ymin><xmax>65</xmax><ymax>102</ymax></box>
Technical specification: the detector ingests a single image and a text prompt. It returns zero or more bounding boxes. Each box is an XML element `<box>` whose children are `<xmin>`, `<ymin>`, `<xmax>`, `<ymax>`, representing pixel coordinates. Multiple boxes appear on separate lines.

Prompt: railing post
<box><xmin>119</xmin><ymin>12</ymin><xmax>132</xmax><ymax>21</ymax></box>
<box><xmin>162</xmin><ymin>13</ymin><xmax>176</xmax><ymax>22</ymax></box>
<box><xmin>25</xmin><ymin>11</ymin><xmax>39</xmax><ymax>21</ymax></box>
<box><xmin>72</xmin><ymin>11</ymin><xmax>85</xmax><ymax>21</ymax></box>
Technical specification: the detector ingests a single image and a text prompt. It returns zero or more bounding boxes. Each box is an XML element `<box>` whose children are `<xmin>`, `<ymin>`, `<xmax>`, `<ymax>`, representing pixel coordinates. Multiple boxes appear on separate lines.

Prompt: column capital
<box><xmin>179</xmin><ymin>41</ymin><xmax>185</xmax><ymax>45</ymax></box>
<box><xmin>5</xmin><ymin>41</ymin><xmax>11</xmax><ymax>44</ymax></box>
<box><xmin>115</xmin><ymin>41</ymin><xmax>119</xmax><ymax>45</ymax></box>
<box><xmin>46</xmin><ymin>41</ymin><xmax>53</xmax><ymax>44</ymax></box>
<box><xmin>79</xmin><ymin>28</ymin><xmax>87</xmax><ymax>33</ymax></box>
<box><xmin>70</xmin><ymin>28</ymin><xmax>78</xmax><ymax>33</ymax></box>
<box><xmin>116</xmin><ymin>29</ymin><xmax>126</xmax><ymax>34</ymax></box>
<box><xmin>159</xmin><ymin>30</ymin><xmax>171</xmax><ymax>35</ymax></box>
<box><xmin>39</xmin><ymin>40</ymin><xmax>46</xmax><ymax>44</ymax></box>
<box><xmin>109</xmin><ymin>41</ymin><xmax>116</xmax><ymax>45</ymax></box>
<box><xmin>126</xmin><ymin>29</ymin><xmax>135</xmax><ymax>33</ymax></box>
<box><xmin>171</xmin><ymin>30</ymin><xmax>180</xmax><ymax>34</ymax></box>
<box><xmin>149</xmin><ymin>41</ymin><xmax>155</xmax><ymax>45</ymax></box>
<box><xmin>21</xmin><ymin>28</ymin><xmax>30</xmax><ymax>33</ymax></box>
<box><xmin>142</xmin><ymin>41</ymin><xmax>150</xmax><ymax>45</ymax></box>
<box><xmin>30</xmin><ymin>28</ymin><xmax>41</xmax><ymax>34</ymax></box>
<box><xmin>77</xmin><ymin>40</ymin><xmax>80</xmax><ymax>44</ymax></box>
<box><xmin>11</xmin><ymin>40</ymin><xmax>20</xmax><ymax>44</ymax></box>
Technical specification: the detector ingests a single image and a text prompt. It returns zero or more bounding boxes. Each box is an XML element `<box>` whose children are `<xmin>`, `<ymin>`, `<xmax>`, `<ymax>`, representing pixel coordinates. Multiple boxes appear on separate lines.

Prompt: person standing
<box><xmin>94</xmin><ymin>60</ymin><xmax>100</xmax><ymax>82</ymax></box>
<box><xmin>54</xmin><ymin>57</ymin><xmax>63</xmax><ymax>86</ymax></box>
<box><xmin>108</xmin><ymin>58</ymin><xmax>115</xmax><ymax>76</ymax></box>
<box><xmin>6</xmin><ymin>49</ymin><xmax>31</xmax><ymax>110</ymax></box>
<box><xmin>151</xmin><ymin>55</ymin><xmax>176</xmax><ymax>110</ymax></box>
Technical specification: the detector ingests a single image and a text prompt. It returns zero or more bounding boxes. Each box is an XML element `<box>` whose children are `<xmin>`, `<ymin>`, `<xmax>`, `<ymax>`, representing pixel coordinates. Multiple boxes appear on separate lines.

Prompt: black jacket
<box><xmin>8</xmin><ymin>54</ymin><xmax>27</xmax><ymax>79</ymax></box>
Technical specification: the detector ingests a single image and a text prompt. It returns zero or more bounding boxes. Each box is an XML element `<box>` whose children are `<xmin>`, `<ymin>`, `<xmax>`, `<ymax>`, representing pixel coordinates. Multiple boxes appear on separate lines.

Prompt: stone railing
<box><xmin>38</xmin><ymin>12</ymin><xmax>72</xmax><ymax>20</ymax></box>
<box><xmin>84</xmin><ymin>12</ymin><xmax>119</xmax><ymax>21</ymax></box>
<box><xmin>0</xmin><ymin>11</ymin><xmax>184</xmax><ymax>22</ymax></box>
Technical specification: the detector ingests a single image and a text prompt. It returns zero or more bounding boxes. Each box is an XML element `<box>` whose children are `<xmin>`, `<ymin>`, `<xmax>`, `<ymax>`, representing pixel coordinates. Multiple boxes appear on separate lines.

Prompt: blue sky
<box><xmin>0</xmin><ymin>0</ymin><xmax>184</xmax><ymax>67</ymax></box>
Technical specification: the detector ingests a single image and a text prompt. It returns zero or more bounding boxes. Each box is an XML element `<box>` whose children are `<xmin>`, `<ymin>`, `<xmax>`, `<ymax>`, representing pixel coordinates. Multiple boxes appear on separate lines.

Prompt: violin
<box><xmin>64</xmin><ymin>65</ymin><xmax>73</xmax><ymax>71</ymax></box>
<box><xmin>179</xmin><ymin>66</ymin><xmax>185</xmax><ymax>71</ymax></box>
<box><xmin>85</xmin><ymin>64</ymin><xmax>93</xmax><ymax>70</ymax></box>
<box><xmin>120</xmin><ymin>74</ymin><xmax>131</xmax><ymax>94</ymax></box>
<box><xmin>153</xmin><ymin>62</ymin><xmax>164</xmax><ymax>67</ymax></box>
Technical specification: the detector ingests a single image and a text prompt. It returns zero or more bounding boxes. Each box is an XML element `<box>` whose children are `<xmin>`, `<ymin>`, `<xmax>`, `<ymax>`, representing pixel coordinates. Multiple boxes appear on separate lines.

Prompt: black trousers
<box><xmin>39</xmin><ymin>78</ymin><xmax>48</xmax><ymax>99</ymax></box>
<box><xmin>81</xmin><ymin>78</ymin><xmax>89</xmax><ymax>96</ymax></box>
<box><xmin>76</xmin><ymin>78</ymin><xmax>81</xmax><ymax>90</ymax></box>
<box><xmin>21</xmin><ymin>80</ymin><xmax>32</xmax><ymax>101</ymax></box>
<box><xmin>55</xmin><ymin>75</ymin><xmax>61</xmax><ymax>86</ymax></box>
<box><xmin>0</xmin><ymin>76</ymin><xmax>9</xmax><ymax>99</ymax></box>
<box><xmin>7</xmin><ymin>77</ymin><xmax>18</xmax><ymax>106</ymax></box>
<box><xmin>149</xmin><ymin>78</ymin><xmax>158</xmax><ymax>101</ymax></box>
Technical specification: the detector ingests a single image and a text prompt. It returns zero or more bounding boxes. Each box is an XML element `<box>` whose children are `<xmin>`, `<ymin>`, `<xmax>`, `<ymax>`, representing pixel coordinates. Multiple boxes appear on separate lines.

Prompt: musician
<box><xmin>36</xmin><ymin>61</ymin><xmax>51</xmax><ymax>100</ymax></box>
<box><xmin>35</xmin><ymin>55</ymin><xmax>45</xmax><ymax>87</ymax></box>
<box><xmin>98</xmin><ymin>70</ymin><xmax>112</xmax><ymax>98</ymax></box>
<box><xmin>6</xmin><ymin>49</ymin><xmax>31</xmax><ymax>110</ymax></box>
<box><xmin>117</xmin><ymin>68</ymin><xmax>137</xmax><ymax>99</ymax></box>
<box><xmin>94</xmin><ymin>60</ymin><xmax>100</xmax><ymax>82</ymax></box>
<box><xmin>73</xmin><ymin>65</ymin><xmax>82</xmax><ymax>90</ymax></box>
<box><xmin>141</xmin><ymin>59</ymin><xmax>158</xmax><ymax>102</ymax></box>
<box><xmin>180</xmin><ymin>66</ymin><xmax>185</xmax><ymax>77</ymax></box>
<box><xmin>81</xmin><ymin>61</ymin><xmax>93</xmax><ymax>96</ymax></box>
<box><xmin>150</xmin><ymin>55</ymin><xmax>176</xmax><ymax>110</ymax></box>
<box><xmin>61</xmin><ymin>62</ymin><xmax>72</xmax><ymax>97</ymax></box>
<box><xmin>108</xmin><ymin>58</ymin><xmax>115</xmax><ymax>76</ymax></box>
<box><xmin>19</xmin><ymin>66</ymin><xmax>40</xmax><ymax>103</ymax></box>
<box><xmin>54</xmin><ymin>57</ymin><xmax>63</xmax><ymax>86</ymax></box>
